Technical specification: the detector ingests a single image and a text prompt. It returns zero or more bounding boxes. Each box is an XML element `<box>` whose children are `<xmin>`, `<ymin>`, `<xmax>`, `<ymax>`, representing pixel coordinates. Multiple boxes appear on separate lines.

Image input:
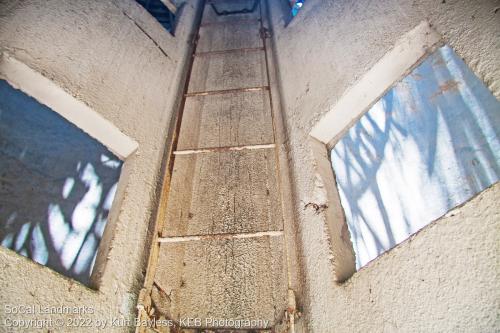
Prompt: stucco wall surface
<box><xmin>266</xmin><ymin>0</ymin><xmax>500</xmax><ymax>331</ymax></box>
<box><xmin>0</xmin><ymin>0</ymin><xmax>200</xmax><ymax>331</ymax></box>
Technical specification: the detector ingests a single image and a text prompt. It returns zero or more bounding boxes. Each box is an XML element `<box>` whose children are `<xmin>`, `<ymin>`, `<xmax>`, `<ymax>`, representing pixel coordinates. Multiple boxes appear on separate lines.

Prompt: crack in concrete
<box><xmin>113</xmin><ymin>2</ymin><xmax>171</xmax><ymax>61</ymax></box>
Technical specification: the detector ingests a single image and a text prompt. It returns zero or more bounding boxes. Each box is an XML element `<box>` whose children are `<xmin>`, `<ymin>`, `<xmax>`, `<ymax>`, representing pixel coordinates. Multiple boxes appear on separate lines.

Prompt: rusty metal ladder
<box><xmin>136</xmin><ymin>1</ymin><xmax>299</xmax><ymax>331</ymax></box>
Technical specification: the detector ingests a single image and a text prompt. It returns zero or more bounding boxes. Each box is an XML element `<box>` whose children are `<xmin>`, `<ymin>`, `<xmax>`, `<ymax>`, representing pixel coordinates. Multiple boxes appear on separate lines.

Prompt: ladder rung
<box><xmin>158</xmin><ymin>230</ymin><xmax>284</xmax><ymax>243</ymax></box>
<box><xmin>185</xmin><ymin>86</ymin><xmax>269</xmax><ymax>97</ymax></box>
<box><xmin>200</xmin><ymin>18</ymin><xmax>261</xmax><ymax>27</ymax></box>
<box><xmin>194</xmin><ymin>47</ymin><xmax>264</xmax><ymax>57</ymax></box>
<box><xmin>174</xmin><ymin>143</ymin><xmax>275</xmax><ymax>155</ymax></box>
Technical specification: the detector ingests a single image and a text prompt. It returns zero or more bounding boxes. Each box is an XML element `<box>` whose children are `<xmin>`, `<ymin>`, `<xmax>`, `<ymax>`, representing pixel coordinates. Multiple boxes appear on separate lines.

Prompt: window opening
<box><xmin>136</xmin><ymin>0</ymin><xmax>178</xmax><ymax>35</ymax></box>
<box><xmin>0</xmin><ymin>79</ymin><xmax>123</xmax><ymax>286</ymax></box>
<box><xmin>284</xmin><ymin>0</ymin><xmax>305</xmax><ymax>26</ymax></box>
<box><xmin>289</xmin><ymin>0</ymin><xmax>304</xmax><ymax>17</ymax></box>
<box><xmin>330</xmin><ymin>45</ymin><xmax>500</xmax><ymax>268</ymax></box>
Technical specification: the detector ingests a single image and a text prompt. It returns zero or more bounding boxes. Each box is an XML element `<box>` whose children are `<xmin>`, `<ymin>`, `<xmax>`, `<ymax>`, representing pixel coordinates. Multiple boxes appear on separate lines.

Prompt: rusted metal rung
<box><xmin>158</xmin><ymin>230</ymin><xmax>284</xmax><ymax>243</ymax></box>
<box><xmin>200</xmin><ymin>18</ymin><xmax>261</xmax><ymax>27</ymax></box>
<box><xmin>185</xmin><ymin>86</ymin><xmax>269</xmax><ymax>97</ymax></box>
<box><xmin>174</xmin><ymin>143</ymin><xmax>275</xmax><ymax>155</ymax></box>
<box><xmin>206</xmin><ymin>0</ymin><xmax>249</xmax><ymax>3</ymax></box>
<box><xmin>195</xmin><ymin>47</ymin><xmax>264</xmax><ymax>57</ymax></box>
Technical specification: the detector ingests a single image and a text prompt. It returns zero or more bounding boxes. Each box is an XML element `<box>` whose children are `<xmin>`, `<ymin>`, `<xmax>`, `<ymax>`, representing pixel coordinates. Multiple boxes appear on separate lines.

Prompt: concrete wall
<box><xmin>0</xmin><ymin>0</ymin><xmax>200</xmax><ymax>331</ymax></box>
<box><xmin>266</xmin><ymin>0</ymin><xmax>500</xmax><ymax>331</ymax></box>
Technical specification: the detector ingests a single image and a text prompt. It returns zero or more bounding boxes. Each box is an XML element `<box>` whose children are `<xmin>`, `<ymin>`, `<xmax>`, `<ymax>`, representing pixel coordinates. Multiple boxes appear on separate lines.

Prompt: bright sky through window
<box><xmin>330</xmin><ymin>46</ymin><xmax>500</xmax><ymax>268</ymax></box>
<box><xmin>290</xmin><ymin>0</ymin><xmax>304</xmax><ymax>17</ymax></box>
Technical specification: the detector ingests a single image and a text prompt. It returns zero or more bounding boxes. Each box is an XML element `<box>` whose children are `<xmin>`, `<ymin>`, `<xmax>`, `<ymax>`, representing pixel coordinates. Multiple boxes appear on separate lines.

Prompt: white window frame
<box><xmin>0</xmin><ymin>54</ymin><xmax>138</xmax><ymax>159</ymax></box>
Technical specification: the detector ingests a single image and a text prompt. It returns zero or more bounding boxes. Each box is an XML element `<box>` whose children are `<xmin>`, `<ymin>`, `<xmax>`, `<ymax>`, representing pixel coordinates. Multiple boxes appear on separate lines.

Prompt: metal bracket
<box><xmin>260</xmin><ymin>27</ymin><xmax>271</xmax><ymax>39</ymax></box>
<box><xmin>190</xmin><ymin>33</ymin><xmax>200</xmax><ymax>46</ymax></box>
<box><xmin>285</xmin><ymin>289</ymin><xmax>299</xmax><ymax>333</ymax></box>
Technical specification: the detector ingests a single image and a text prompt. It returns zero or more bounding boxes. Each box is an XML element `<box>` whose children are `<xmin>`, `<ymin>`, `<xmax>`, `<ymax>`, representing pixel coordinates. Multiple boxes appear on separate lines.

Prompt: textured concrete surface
<box><xmin>188</xmin><ymin>51</ymin><xmax>267</xmax><ymax>92</ymax></box>
<box><xmin>0</xmin><ymin>0</ymin><xmax>200</xmax><ymax>331</ymax></box>
<box><xmin>197</xmin><ymin>23</ymin><xmax>262</xmax><ymax>52</ymax></box>
<box><xmin>153</xmin><ymin>236</ymin><xmax>287</xmax><ymax>327</ymax></box>
<box><xmin>163</xmin><ymin>149</ymin><xmax>282</xmax><ymax>236</ymax></box>
<box><xmin>267</xmin><ymin>0</ymin><xmax>500</xmax><ymax>331</ymax></box>
<box><xmin>2</xmin><ymin>0</ymin><xmax>495</xmax><ymax>332</ymax></box>
<box><xmin>177</xmin><ymin>90</ymin><xmax>274</xmax><ymax>149</ymax></box>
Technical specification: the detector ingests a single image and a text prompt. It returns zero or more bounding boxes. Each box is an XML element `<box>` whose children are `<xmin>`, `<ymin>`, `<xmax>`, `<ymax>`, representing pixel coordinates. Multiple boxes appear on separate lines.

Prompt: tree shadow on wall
<box><xmin>0</xmin><ymin>79</ymin><xmax>123</xmax><ymax>286</ymax></box>
<box><xmin>331</xmin><ymin>46</ymin><xmax>500</xmax><ymax>268</ymax></box>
